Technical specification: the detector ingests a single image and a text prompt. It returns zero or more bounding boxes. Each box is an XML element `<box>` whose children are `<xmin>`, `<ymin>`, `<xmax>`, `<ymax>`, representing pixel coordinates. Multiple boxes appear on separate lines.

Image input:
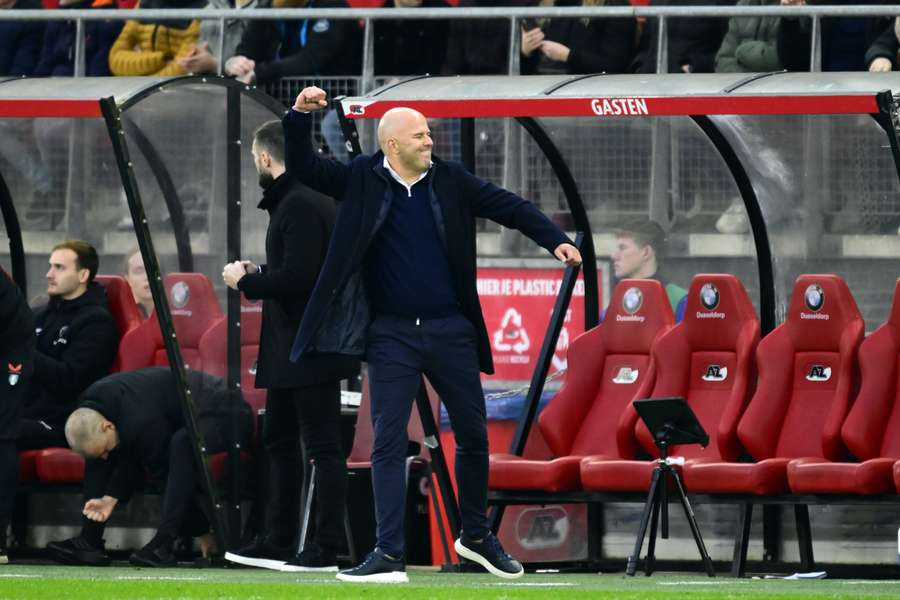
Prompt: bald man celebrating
<box><xmin>285</xmin><ymin>87</ymin><xmax>582</xmax><ymax>583</ymax></box>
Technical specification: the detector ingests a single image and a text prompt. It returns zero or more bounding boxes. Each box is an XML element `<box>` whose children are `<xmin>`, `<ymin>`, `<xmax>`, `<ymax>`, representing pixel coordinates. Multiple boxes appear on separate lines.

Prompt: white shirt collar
<box><xmin>382</xmin><ymin>157</ymin><xmax>431</xmax><ymax>197</ymax></box>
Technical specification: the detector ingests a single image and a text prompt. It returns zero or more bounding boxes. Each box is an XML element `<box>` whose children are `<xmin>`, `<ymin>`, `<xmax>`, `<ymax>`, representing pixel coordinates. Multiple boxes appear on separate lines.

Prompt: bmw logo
<box><xmin>700</xmin><ymin>283</ymin><xmax>720</xmax><ymax>310</ymax></box>
<box><xmin>171</xmin><ymin>281</ymin><xmax>190</xmax><ymax>309</ymax></box>
<box><xmin>623</xmin><ymin>287</ymin><xmax>643</xmax><ymax>314</ymax></box>
<box><xmin>804</xmin><ymin>284</ymin><xmax>824</xmax><ymax>312</ymax></box>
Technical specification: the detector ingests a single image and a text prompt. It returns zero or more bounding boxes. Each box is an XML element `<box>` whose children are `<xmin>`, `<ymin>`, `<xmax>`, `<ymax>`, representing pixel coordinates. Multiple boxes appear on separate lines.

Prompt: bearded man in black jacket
<box><xmin>21</xmin><ymin>240</ymin><xmax>117</xmax><ymax>449</ymax></box>
<box><xmin>221</xmin><ymin>120</ymin><xmax>358</xmax><ymax>572</ymax></box>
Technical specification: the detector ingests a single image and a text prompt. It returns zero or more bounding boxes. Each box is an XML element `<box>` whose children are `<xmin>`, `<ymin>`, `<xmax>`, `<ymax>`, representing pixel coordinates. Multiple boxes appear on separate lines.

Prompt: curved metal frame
<box><xmin>692</xmin><ymin>116</ymin><xmax>776</xmax><ymax>335</ymax></box>
<box><xmin>122</xmin><ymin>120</ymin><xmax>195</xmax><ymax>273</ymax></box>
<box><xmin>0</xmin><ymin>170</ymin><xmax>25</xmax><ymax>292</ymax></box>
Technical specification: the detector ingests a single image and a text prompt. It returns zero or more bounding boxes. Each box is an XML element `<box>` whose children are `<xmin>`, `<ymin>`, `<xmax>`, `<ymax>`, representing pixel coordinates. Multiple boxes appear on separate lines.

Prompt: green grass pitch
<box><xmin>3</xmin><ymin>565</ymin><xmax>900</xmax><ymax>600</ymax></box>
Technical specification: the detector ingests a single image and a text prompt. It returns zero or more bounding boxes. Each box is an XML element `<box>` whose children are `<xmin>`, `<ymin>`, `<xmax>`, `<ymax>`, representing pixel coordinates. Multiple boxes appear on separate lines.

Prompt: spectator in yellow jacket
<box><xmin>108</xmin><ymin>0</ymin><xmax>202</xmax><ymax>76</ymax></box>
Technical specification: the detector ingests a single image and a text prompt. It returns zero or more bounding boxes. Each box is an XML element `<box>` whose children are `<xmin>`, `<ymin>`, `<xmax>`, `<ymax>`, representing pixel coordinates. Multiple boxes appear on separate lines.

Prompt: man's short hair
<box><xmin>52</xmin><ymin>239</ymin><xmax>100</xmax><ymax>283</ymax></box>
<box><xmin>65</xmin><ymin>407</ymin><xmax>106</xmax><ymax>454</ymax></box>
<box><xmin>253</xmin><ymin>120</ymin><xmax>285</xmax><ymax>166</ymax></box>
<box><xmin>615</xmin><ymin>219</ymin><xmax>667</xmax><ymax>258</ymax></box>
<box><xmin>123</xmin><ymin>247</ymin><xmax>141</xmax><ymax>275</ymax></box>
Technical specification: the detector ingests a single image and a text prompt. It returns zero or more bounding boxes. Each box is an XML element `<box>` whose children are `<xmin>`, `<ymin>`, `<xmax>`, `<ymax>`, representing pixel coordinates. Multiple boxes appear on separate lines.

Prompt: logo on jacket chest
<box><xmin>7</xmin><ymin>362</ymin><xmax>22</xmax><ymax>386</ymax></box>
<box><xmin>52</xmin><ymin>325</ymin><xmax>69</xmax><ymax>346</ymax></box>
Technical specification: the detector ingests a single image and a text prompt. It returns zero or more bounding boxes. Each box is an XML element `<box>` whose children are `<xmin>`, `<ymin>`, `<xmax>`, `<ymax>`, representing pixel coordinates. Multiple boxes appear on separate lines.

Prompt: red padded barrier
<box><xmin>489</xmin><ymin>279</ymin><xmax>674</xmax><ymax>492</ymax></box>
<box><xmin>789</xmin><ymin>279</ymin><xmax>900</xmax><ymax>494</ymax></box>
<box><xmin>685</xmin><ymin>274</ymin><xmax>863</xmax><ymax>495</ymax></box>
<box><xmin>118</xmin><ymin>273</ymin><xmax>223</xmax><ymax>372</ymax></box>
<box><xmin>582</xmin><ymin>274</ymin><xmax>759</xmax><ymax>492</ymax></box>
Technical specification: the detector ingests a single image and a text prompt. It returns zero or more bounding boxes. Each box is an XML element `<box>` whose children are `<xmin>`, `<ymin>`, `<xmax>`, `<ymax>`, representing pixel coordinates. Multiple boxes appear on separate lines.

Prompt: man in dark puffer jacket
<box><xmin>20</xmin><ymin>240</ymin><xmax>118</xmax><ymax>449</ymax></box>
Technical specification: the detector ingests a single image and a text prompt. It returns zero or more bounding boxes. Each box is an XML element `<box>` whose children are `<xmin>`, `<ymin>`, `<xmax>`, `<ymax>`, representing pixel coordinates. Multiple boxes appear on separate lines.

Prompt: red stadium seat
<box><xmin>95</xmin><ymin>275</ymin><xmax>144</xmax><ymax>373</ymax></box>
<box><xmin>489</xmin><ymin>279</ymin><xmax>674</xmax><ymax>493</ymax></box>
<box><xmin>683</xmin><ymin>274</ymin><xmax>863</xmax><ymax>496</ymax></box>
<box><xmin>787</xmin><ymin>278</ymin><xmax>900</xmax><ymax>495</ymax></box>
<box><xmin>198</xmin><ymin>296</ymin><xmax>266</xmax><ymax>416</ymax></box>
<box><xmin>33</xmin><ymin>448</ymin><xmax>85</xmax><ymax>484</ymax></box>
<box><xmin>118</xmin><ymin>273</ymin><xmax>223</xmax><ymax>372</ymax></box>
<box><xmin>581</xmin><ymin>274</ymin><xmax>759</xmax><ymax>493</ymax></box>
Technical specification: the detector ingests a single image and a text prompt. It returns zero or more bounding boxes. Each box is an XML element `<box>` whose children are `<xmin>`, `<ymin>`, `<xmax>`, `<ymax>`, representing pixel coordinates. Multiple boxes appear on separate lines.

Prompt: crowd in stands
<box><xmin>1</xmin><ymin>0</ymin><xmax>900</xmax><ymax>81</ymax></box>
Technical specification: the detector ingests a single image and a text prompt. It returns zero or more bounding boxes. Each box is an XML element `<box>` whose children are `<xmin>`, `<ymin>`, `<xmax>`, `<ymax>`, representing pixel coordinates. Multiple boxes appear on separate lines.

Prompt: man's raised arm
<box><xmin>283</xmin><ymin>86</ymin><xmax>352</xmax><ymax>201</ymax></box>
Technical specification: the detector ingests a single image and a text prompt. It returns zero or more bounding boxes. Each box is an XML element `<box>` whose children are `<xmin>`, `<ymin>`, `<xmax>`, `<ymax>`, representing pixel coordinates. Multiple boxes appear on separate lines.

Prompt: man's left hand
<box><xmin>554</xmin><ymin>243</ymin><xmax>582</xmax><ymax>266</ymax></box>
<box><xmin>222</xmin><ymin>261</ymin><xmax>246</xmax><ymax>289</ymax></box>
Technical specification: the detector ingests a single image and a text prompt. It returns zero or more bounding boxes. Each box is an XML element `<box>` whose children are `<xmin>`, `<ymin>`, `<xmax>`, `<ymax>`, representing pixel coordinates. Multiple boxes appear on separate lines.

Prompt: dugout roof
<box><xmin>340</xmin><ymin>72</ymin><xmax>900</xmax><ymax>338</ymax></box>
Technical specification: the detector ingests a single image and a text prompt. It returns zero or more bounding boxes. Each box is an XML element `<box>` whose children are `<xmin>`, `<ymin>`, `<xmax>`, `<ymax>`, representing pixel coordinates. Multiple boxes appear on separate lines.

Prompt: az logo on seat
<box><xmin>702</xmin><ymin>365</ymin><xmax>727</xmax><ymax>381</ymax></box>
<box><xmin>806</xmin><ymin>364</ymin><xmax>832</xmax><ymax>381</ymax></box>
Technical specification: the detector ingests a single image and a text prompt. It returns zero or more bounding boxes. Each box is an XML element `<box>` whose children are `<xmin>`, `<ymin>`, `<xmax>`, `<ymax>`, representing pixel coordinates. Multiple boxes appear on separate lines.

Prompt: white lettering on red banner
<box><xmin>590</xmin><ymin>98</ymin><xmax>649</xmax><ymax>117</ymax></box>
<box><xmin>478</xmin><ymin>268</ymin><xmax>592</xmax><ymax>382</ymax></box>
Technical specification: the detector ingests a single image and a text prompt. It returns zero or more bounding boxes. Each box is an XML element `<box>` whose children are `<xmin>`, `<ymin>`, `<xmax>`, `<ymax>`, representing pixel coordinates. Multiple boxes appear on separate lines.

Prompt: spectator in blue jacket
<box><xmin>0</xmin><ymin>0</ymin><xmax>44</xmax><ymax>77</ymax></box>
<box><xmin>33</xmin><ymin>0</ymin><xmax>123</xmax><ymax>77</ymax></box>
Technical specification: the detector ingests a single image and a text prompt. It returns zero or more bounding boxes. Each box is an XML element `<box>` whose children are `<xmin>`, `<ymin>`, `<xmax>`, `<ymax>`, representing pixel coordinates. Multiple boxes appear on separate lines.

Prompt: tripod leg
<box><xmin>627</xmin><ymin>468</ymin><xmax>662</xmax><ymax>577</ymax></box>
<box><xmin>661</xmin><ymin>466</ymin><xmax>669</xmax><ymax>539</ymax></box>
<box><xmin>645</xmin><ymin>486</ymin><xmax>662</xmax><ymax>576</ymax></box>
<box><xmin>671</xmin><ymin>469</ymin><xmax>715</xmax><ymax>577</ymax></box>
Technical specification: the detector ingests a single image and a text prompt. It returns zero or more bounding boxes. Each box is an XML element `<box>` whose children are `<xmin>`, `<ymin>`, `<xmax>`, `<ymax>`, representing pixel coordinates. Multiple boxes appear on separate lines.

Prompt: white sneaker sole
<box><xmin>454</xmin><ymin>539</ymin><xmax>524</xmax><ymax>579</ymax></box>
<box><xmin>335</xmin><ymin>571</ymin><xmax>409</xmax><ymax>583</ymax></box>
<box><xmin>279</xmin><ymin>563</ymin><xmax>339</xmax><ymax>573</ymax></box>
<box><xmin>224</xmin><ymin>552</ymin><xmax>287</xmax><ymax>571</ymax></box>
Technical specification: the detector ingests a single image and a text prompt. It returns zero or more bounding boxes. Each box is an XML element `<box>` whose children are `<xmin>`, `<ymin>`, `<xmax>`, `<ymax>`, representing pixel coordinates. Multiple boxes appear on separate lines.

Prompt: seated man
<box><xmin>123</xmin><ymin>248</ymin><xmax>153</xmax><ymax>319</ymax></box>
<box><xmin>21</xmin><ymin>240</ymin><xmax>118</xmax><ymax>450</ymax></box>
<box><xmin>611</xmin><ymin>219</ymin><xmax>688</xmax><ymax>320</ymax></box>
<box><xmin>47</xmin><ymin>367</ymin><xmax>252</xmax><ymax>567</ymax></box>
<box><xmin>0</xmin><ymin>266</ymin><xmax>34</xmax><ymax>564</ymax></box>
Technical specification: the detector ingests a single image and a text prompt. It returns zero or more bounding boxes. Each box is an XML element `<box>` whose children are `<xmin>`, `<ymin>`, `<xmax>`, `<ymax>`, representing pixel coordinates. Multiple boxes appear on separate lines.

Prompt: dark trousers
<box><xmin>263</xmin><ymin>381</ymin><xmax>346</xmax><ymax>552</ymax></box>
<box><xmin>82</xmin><ymin>425</ymin><xmax>225</xmax><ymax>546</ymax></box>
<box><xmin>1</xmin><ymin>347</ymin><xmax>30</xmax><ymax>536</ymax></box>
<box><xmin>0</xmin><ymin>442</ymin><xmax>14</xmax><ymax>541</ymax></box>
<box><xmin>367</xmin><ymin>313</ymin><xmax>489</xmax><ymax>557</ymax></box>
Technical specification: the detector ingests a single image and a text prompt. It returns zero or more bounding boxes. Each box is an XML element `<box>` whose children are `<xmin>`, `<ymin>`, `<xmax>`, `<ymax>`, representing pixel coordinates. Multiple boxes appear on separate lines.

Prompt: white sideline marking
<box><xmin>115</xmin><ymin>576</ymin><xmax>205</xmax><ymax>581</ymax></box>
<box><xmin>484</xmin><ymin>582</ymin><xmax>574</xmax><ymax>587</ymax></box>
<box><xmin>0</xmin><ymin>574</ymin><xmax>41</xmax><ymax>578</ymax></box>
<box><xmin>658</xmin><ymin>581</ymin><xmax>738</xmax><ymax>585</ymax></box>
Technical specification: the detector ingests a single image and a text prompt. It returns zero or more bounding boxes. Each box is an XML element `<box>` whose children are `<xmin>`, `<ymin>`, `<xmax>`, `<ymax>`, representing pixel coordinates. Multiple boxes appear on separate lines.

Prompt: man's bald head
<box><xmin>377</xmin><ymin>107</ymin><xmax>427</xmax><ymax>152</ymax></box>
<box><xmin>377</xmin><ymin>107</ymin><xmax>433</xmax><ymax>179</ymax></box>
<box><xmin>66</xmin><ymin>407</ymin><xmax>118</xmax><ymax>459</ymax></box>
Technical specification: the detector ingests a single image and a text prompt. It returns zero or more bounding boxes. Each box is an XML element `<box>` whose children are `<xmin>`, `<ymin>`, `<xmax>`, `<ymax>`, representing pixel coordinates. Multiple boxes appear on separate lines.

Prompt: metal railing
<box><xmin>2</xmin><ymin>5</ymin><xmax>900</xmax><ymax>79</ymax></box>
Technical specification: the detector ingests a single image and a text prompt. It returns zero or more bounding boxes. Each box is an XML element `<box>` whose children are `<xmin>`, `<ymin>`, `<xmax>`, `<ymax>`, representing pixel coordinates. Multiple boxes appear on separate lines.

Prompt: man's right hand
<box><xmin>83</xmin><ymin>496</ymin><xmax>118</xmax><ymax>523</ymax></box>
<box><xmin>521</xmin><ymin>27</ymin><xmax>544</xmax><ymax>57</ymax></box>
<box><xmin>293</xmin><ymin>86</ymin><xmax>328</xmax><ymax>112</ymax></box>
